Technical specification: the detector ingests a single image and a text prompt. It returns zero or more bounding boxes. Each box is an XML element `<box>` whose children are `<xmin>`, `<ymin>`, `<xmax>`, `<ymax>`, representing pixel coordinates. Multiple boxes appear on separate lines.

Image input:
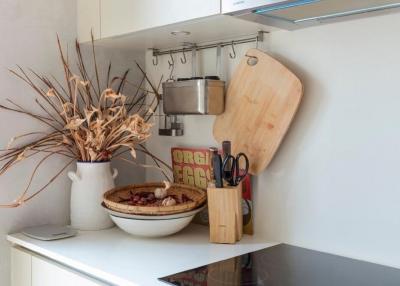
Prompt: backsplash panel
<box><xmin>145</xmin><ymin>12</ymin><xmax>400</xmax><ymax>268</ymax></box>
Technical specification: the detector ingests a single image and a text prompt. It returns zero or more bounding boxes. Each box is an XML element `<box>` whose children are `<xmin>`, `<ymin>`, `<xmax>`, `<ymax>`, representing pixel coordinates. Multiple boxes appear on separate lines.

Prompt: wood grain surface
<box><xmin>213</xmin><ymin>49</ymin><xmax>303</xmax><ymax>175</ymax></box>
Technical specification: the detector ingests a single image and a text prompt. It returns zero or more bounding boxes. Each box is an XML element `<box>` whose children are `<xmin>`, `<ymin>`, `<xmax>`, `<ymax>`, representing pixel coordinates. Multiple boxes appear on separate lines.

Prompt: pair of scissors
<box><xmin>222</xmin><ymin>153</ymin><xmax>249</xmax><ymax>186</ymax></box>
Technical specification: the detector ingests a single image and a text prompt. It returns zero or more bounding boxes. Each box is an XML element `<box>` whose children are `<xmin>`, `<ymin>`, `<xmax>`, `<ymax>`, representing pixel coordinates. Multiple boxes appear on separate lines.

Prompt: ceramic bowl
<box><xmin>107</xmin><ymin>204</ymin><xmax>206</xmax><ymax>238</ymax></box>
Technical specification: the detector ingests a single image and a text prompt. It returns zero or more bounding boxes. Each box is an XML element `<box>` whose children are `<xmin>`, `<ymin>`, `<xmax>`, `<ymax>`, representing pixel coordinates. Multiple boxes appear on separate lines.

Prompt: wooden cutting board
<box><xmin>213</xmin><ymin>49</ymin><xmax>303</xmax><ymax>175</ymax></box>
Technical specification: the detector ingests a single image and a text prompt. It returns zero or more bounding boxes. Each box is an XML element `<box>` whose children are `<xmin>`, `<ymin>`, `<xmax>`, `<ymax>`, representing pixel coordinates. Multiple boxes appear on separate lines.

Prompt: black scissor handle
<box><xmin>234</xmin><ymin>152</ymin><xmax>249</xmax><ymax>185</ymax></box>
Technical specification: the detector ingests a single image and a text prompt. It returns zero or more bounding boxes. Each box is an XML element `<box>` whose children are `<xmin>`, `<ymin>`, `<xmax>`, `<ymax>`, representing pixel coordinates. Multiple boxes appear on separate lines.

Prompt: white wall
<box><xmin>145</xmin><ymin>12</ymin><xmax>400</xmax><ymax>268</ymax></box>
<box><xmin>0</xmin><ymin>1</ymin><xmax>144</xmax><ymax>285</ymax></box>
<box><xmin>0</xmin><ymin>2</ymin><xmax>77</xmax><ymax>285</ymax></box>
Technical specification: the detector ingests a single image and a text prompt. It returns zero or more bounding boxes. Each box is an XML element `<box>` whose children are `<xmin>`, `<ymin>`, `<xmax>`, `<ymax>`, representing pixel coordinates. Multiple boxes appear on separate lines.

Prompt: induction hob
<box><xmin>159</xmin><ymin>244</ymin><xmax>400</xmax><ymax>286</ymax></box>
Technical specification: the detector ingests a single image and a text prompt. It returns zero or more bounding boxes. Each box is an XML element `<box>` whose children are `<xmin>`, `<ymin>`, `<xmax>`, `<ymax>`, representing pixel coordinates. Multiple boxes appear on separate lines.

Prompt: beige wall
<box><xmin>145</xmin><ymin>12</ymin><xmax>400</xmax><ymax>268</ymax></box>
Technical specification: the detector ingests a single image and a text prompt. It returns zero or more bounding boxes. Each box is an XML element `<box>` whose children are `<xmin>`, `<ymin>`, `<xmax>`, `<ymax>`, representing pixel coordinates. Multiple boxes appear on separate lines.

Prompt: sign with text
<box><xmin>171</xmin><ymin>147</ymin><xmax>211</xmax><ymax>190</ymax></box>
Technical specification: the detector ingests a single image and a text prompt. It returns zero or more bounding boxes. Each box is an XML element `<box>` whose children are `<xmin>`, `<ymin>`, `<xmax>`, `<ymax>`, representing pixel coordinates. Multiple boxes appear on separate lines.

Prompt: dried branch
<box><xmin>0</xmin><ymin>34</ymin><xmax>164</xmax><ymax>208</ymax></box>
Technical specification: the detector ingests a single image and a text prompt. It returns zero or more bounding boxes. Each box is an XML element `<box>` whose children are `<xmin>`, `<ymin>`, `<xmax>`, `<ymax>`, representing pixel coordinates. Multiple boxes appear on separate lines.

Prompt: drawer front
<box><xmin>32</xmin><ymin>256</ymin><xmax>103</xmax><ymax>286</ymax></box>
<box><xmin>11</xmin><ymin>247</ymin><xmax>32</xmax><ymax>286</ymax></box>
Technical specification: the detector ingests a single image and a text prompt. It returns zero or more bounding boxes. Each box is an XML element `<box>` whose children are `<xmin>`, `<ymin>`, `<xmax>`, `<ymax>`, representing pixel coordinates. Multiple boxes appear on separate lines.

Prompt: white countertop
<box><xmin>8</xmin><ymin>224</ymin><xmax>276</xmax><ymax>286</ymax></box>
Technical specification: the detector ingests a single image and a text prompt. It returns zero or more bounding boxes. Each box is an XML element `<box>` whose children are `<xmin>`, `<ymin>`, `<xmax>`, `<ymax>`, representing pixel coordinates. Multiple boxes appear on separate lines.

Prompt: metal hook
<box><xmin>169</xmin><ymin>63</ymin><xmax>175</xmax><ymax>80</ymax></box>
<box><xmin>168</xmin><ymin>52</ymin><xmax>174</xmax><ymax>69</ymax></box>
<box><xmin>180</xmin><ymin>49</ymin><xmax>187</xmax><ymax>64</ymax></box>
<box><xmin>168</xmin><ymin>52</ymin><xmax>175</xmax><ymax>80</ymax></box>
<box><xmin>152</xmin><ymin>50</ymin><xmax>158</xmax><ymax>66</ymax></box>
<box><xmin>229</xmin><ymin>41</ymin><xmax>236</xmax><ymax>59</ymax></box>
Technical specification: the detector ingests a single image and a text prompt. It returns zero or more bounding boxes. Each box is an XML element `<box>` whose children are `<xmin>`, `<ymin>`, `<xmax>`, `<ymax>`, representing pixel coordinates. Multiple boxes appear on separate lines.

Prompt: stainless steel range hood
<box><xmin>222</xmin><ymin>0</ymin><xmax>400</xmax><ymax>30</ymax></box>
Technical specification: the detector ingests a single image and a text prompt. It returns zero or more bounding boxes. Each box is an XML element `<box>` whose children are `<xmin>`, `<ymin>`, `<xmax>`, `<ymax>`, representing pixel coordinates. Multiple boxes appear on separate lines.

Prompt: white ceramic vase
<box><xmin>68</xmin><ymin>161</ymin><xmax>118</xmax><ymax>230</ymax></box>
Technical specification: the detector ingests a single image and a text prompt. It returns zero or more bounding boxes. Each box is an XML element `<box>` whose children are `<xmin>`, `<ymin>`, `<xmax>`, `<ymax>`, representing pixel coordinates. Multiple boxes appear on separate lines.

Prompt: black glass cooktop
<box><xmin>159</xmin><ymin>244</ymin><xmax>400</xmax><ymax>286</ymax></box>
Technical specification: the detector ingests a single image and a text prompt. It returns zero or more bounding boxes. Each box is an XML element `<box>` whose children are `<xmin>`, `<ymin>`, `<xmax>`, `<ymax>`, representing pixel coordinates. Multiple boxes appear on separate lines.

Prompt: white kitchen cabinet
<box><xmin>11</xmin><ymin>247</ymin><xmax>104</xmax><ymax>286</ymax></box>
<box><xmin>11</xmin><ymin>247</ymin><xmax>31</xmax><ymax>286</ymax></box>
<box><xmin>32</xmin><ymin>256</ymin><xmax>102</xmax><ymax>286</ymax></box>
<box><xmin>77</xmin><ymin>0</ymin><xmax>101</xmax><ymax>42</ymax></box>
<box><xmin>78</xmin><ymin>0</ymin><xmax>269</xmax><ymax>50</ymax></box>
<box><xmin>100</xmin><ymin>0</ymin><xmax>221</xmax><ymax>38</ymax></box>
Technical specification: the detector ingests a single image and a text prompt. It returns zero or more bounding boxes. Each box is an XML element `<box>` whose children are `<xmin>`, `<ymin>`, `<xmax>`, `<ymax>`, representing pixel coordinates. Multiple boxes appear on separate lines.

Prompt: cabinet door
<box><xmin>101</xmin><ymin>0</ymin><xmax>221</xmax><ymax>38</ymax></box>
<box><xmin>32</xmin><ymin>256</ymin><xmax>102</xmax><ymax>286</ymax></box>
<box><xmin>77</xmin><ymin>0</ymin><xmax>101</xmax><ymax>42</ymax></box>
<box><xmin>11</xmin><ymin>247</ymin><xmax>31</xmax><ymax>286</ymax></box>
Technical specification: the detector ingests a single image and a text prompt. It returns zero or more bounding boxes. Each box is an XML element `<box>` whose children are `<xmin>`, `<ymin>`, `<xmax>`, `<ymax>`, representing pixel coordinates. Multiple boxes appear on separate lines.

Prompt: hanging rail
<box><xmin>152</xmin><ymin>31</ymin><xmax>267</xmax><ymax>57</ymax></box>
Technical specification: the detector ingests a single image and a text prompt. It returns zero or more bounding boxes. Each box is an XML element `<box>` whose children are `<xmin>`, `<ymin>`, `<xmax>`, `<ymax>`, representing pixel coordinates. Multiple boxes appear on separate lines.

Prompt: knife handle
<box><xmin>212</xmin><ymin>153</ymin><xmax>223</xmax><ymax>188</ymax></box>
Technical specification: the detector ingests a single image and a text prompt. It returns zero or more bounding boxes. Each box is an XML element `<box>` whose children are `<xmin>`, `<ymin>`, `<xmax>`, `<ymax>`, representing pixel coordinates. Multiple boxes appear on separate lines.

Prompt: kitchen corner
<box><xmin>2</xmin><ymin>0</ymin><xmax>400</xmax><ymax>286</ymax></box>
<box><xmin>8</xmin><ymin>225</ymin><xmax>275</xmax><ymax>286</ymax></box>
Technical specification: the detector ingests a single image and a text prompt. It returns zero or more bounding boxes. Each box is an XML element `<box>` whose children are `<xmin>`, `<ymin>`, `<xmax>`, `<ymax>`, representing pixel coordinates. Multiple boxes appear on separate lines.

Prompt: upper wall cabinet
<box><xmin>77</xmin><ymin>0</ymin><xmax>101</xmax><ymax>42</ymax></box>
<box><xmin>77</xmin><ymin>0</ymin><xmax>270</xmax><ymax>50</ymax></box>
<box><xmin>100</xmin><ymin>0</ymin><xmax>221</xmax><ymax>39</ymax></box>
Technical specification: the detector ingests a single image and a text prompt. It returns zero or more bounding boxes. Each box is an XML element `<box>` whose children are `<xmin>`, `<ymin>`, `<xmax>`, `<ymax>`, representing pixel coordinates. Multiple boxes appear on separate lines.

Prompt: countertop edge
<box><xmin>7</xmin><ymin>234</ymin><xmax>137</xmax><ymax>286</ymax></box>
<box><xmin>7</xmin><ymin>226</ymin><xmax>278</xmax><ymax>286</ymax></box>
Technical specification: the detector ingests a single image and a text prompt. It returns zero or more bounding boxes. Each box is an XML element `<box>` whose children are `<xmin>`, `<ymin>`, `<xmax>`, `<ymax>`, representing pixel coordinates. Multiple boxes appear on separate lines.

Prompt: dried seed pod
<box><xmin>162</xmin><ymin>197</ymin><xmax>176</xmax><ymax>207</ymax></box>
<box><xmin>163</xmin><ymin>180</ymin><xmax>172</xmax><ymax>190</ymax></box>
<box><xmin>154</xmin><ymin>188</ymin><xmax>167</xmax><ymax>199</ymax></box>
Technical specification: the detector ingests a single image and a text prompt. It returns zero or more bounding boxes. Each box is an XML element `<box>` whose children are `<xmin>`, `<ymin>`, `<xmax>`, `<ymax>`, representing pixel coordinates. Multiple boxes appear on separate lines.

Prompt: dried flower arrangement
<box><xmin>0</xmin><ymin>35</ymin><xmax>171</xmax><ymax>208</ymax></box>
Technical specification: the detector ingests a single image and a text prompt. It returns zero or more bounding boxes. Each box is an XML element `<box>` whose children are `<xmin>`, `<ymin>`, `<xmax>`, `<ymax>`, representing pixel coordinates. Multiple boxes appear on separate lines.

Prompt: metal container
<box><xmin>162</xmin><ymin>79</ymin><xmax>225</xmax><ymax>115</ymax></box>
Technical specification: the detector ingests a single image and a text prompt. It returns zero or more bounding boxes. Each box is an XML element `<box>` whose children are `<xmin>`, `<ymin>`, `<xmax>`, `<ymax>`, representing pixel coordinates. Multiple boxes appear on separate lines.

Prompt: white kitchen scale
<box><xmin>22</xmin><ymin>225</ymin><xmax>77</xmax><ymax>241</ymax></box>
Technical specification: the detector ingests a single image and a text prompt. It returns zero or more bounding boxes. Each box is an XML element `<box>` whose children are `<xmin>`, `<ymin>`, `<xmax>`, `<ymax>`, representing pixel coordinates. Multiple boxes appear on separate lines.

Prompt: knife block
<box><xmin>207</xmin><ymin>183</ymin><xmax>243</xmax><ymax>244</ymax></box>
